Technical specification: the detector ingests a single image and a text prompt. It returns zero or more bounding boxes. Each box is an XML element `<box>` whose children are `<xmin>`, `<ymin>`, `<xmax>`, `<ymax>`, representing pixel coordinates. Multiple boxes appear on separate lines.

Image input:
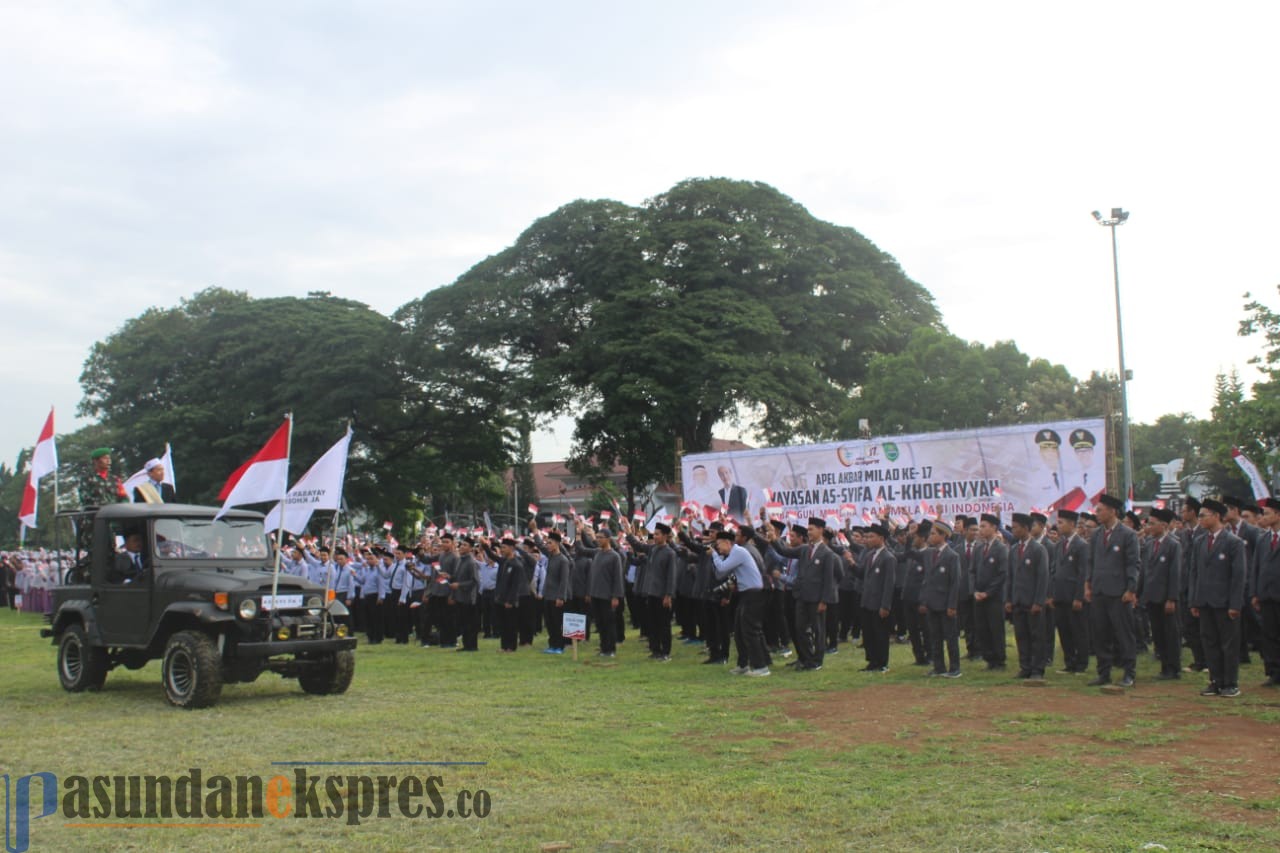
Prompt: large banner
<box><xmin>682</xmin><ymin>419</ymin><xmax>1107</xmax><ymax>525</ymax></box>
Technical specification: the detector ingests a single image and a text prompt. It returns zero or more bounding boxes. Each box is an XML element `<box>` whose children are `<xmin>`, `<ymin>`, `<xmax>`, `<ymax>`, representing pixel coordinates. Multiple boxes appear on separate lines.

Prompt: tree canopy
<box><xmin>75</xmin><ymin>287</ymin><xmax>508</xmax><ymax>529</ymax></box>
<box><xmin>396</xmin><ymin>178</ymin><xmax>941</xmax><ymax>504</ymax></box>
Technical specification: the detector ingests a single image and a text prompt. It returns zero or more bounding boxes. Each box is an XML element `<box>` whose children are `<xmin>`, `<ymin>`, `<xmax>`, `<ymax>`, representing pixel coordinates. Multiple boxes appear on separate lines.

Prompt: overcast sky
<box><xmin>2</xmin><ymin>1</ymin><xmax>1277</xmax><ymax>470</ymax></box>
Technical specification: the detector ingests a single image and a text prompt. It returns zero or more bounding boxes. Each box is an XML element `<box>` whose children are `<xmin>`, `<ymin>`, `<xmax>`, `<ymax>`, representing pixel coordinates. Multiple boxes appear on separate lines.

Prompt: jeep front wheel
<box><xmin>162</xmin><ymin>631</ymin><xmax>223</xmax><ymax>708</ymax></box>
<box><xmin>58</xmin><ymin>624</ymin><xmax>108</xmax><ymax>692</ymax></box>
<box><xmin>298</xmin><ymin>650</ymin><xmax>355</xmax><ymax>695</ymax></box>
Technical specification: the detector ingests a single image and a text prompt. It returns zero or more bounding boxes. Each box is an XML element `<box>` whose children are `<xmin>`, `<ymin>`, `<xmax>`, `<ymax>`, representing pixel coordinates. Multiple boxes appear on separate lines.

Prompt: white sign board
<box><xmin>682</xmin><ymin>419</ymin><xmax>1107</xmax><ymax>523</ymax></box>
<box><xmin>562</xmin><ymin>612</ymin><xmax>587</xmax><ymax>641</ymax></box>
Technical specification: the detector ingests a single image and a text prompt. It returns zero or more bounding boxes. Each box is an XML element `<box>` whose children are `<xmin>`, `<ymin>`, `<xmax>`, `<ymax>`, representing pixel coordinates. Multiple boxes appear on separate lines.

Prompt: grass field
<box><xmin>2</xmin><ymin>605</ymin><xmax>1278</xmax><ymax>851</ymax></box>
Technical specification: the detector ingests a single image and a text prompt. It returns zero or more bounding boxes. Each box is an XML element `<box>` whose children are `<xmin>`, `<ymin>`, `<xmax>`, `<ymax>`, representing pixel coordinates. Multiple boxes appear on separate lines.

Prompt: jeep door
<box><xmin>95</xmin><ymin>518</ymin><xmax>152</xmax><ymax>646</ymax></box>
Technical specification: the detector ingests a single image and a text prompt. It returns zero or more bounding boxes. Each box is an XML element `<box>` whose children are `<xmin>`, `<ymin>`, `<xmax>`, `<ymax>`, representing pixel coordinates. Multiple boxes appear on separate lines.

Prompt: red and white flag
<box><xmin>600</xmin><ymin>510</ymin><xmax>613</xmax><ymax>521</ymax></box>
<box><xmin>18</xmin><ymin>408</ymin><xmax>57</xmax><ymax>530</ymax></box>
<box><xmin>1232</xmin><ymin>448</ymin><xmax>1271</xmax><ymax>500</ymax></box>
<box><xmin>764</xmin><ymin>501</ymin><xmax>783</xmax><ymax>517</ymax></box>
<box><xmin>839</xmin><ymin>503</ymin><xmax>857</xmax><ymax>518</ymax></box>
<box><xmin>527</xmin><ymin>503</ymin><xmax>539</xmax><ymax>516</ymax></box>
<box><xmin>216</xmin><ymin>417</ymin><xmax>291</xmax><ymax>519</ymax></box>
<box><xmin>633</xmin><ymin>509</ymin><xmax>647</xmax><ymax>523</ymax></box>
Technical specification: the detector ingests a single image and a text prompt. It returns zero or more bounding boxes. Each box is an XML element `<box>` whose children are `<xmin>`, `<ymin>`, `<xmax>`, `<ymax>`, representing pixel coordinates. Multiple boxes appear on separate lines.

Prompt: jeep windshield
<box><xmin>153</xmin><ymin>518</ymin><xmax>271</xmax><ymax>560</ymax></box>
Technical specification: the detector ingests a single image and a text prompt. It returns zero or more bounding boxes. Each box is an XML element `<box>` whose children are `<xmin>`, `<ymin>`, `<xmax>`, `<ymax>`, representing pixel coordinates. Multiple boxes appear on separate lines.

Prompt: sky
<box><xmin>2</xmin><ymin>0</ymin><xmax>1277</xmax><ymax>469</ymax></box>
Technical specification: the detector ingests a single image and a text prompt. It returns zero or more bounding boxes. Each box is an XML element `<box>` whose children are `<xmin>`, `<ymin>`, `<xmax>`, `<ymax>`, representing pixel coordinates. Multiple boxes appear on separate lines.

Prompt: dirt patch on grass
<box><xmin>767</xmin><ymin>680</ymin><xmax>1280</xmax><ymax>824</ymax></box>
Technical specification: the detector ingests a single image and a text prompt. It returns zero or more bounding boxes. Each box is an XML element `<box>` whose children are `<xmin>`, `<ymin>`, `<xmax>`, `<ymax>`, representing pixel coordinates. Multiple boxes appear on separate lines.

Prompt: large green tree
<box><xmin>397</xmin><ymin>178</ymin><xmax>939</xmax><ymax>507</ymax></box>
<box><xmin>77</xmin><ymin>288</ymin><xmax>507</xmax><ymax>527</ymax></box>
<box><xmin>833</xmin><ymin>326</ymin><xmax>1121</xmax><ymax>437</ymax></box>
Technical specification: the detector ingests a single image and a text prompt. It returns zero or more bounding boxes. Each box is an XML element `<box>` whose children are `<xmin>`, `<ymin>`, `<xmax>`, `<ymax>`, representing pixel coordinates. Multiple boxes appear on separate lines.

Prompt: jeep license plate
<box><xmin>260</xmin><ymin>594</ymin><xmax>304</xmax><ymax>610</ymax></box>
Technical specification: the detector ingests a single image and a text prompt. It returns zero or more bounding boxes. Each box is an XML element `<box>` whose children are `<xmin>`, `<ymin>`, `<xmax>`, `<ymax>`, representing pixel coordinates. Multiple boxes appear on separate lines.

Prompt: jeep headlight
<box><xmin>306</xmin><ymin>595</ymin><xmax>323</xmax><ymax>609</ymax></box>
<box><xmin>237</xmin><ymin>598</ymin><xmax>259</xmax><ymax>620</ymax></box>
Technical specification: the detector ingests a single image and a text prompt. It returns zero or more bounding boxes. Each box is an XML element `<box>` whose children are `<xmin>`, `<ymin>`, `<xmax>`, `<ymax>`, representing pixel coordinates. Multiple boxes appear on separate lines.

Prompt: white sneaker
<box><xmin>729</xmin><ymin>666</ymin><xmax>748</xmax><ymax>675</ymax></box>
<box><xmin>746</xmin><ymin>667</ymin><xmax>771</xmax><ymax>677</ymax></box>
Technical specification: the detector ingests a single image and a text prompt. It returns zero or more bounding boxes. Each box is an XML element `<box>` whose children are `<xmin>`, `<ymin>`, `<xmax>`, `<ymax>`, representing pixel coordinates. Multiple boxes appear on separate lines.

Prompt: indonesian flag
<box><xmin>216</xmin><ymin>417</ymin><xmax>291</xmax><ymax>519</ymax></box>
<box><xmin>382</xmin><ymin>520</ymin><xmax>394</xmax><ymax>530</ymax></box>
<box><xmin>527</xmin><ymin>503</ymin><xmax>538</xmax><ymax>516</ymax></box>
<box><xmin>839</xmin><ymin>503</ymin><xmax>857</xmax><ymax>518</ymax></box>
<box><xmin>824</xmin><ymin>513</ymin><xmax>841</xmax><ymax>529</ymax></box>
<box><xmin>633</xmin><ymin>509</ymin><xmax>647</xmax><ymax>523</ymax></box>
<box><xmin>701</xmin><ymin>504</ymin><xmax>721</xmax><ymax>523</ymax></box>
<box><xmin>600</xmin><ymin>510</ymin><xmax>613</xmax><ymax>521</ymax></box>
<box><xmin>764</xmin><ymin>501</ymin><xmax>783</xmax><ymax>517</ymax></box>
<box><xmin>1232</xmin><ymin>448</ymin><xmax>1271</xmax><ymax>500</ymax></box>
<box><xmin>553</xmin><ymin>514</ymin><xmax>565</xmax><ymax>524</ymax></box>
<box><xmin>761</xmin><ymin>487</ymin><xmax>774</xmax><ymax>503</ymax></box>
<box><xmin>992</xmin><ymin>486</ymin><xmax>1004</xmax><ymax>498</ymax></box>
<box><xmin>18</xmin><ymin>408</ymin><xmax>56</xmax><ymax>529</ymax></box>
<box><xmin>123</xmin><ymin>443</ymin><xmax>177</xmax><ymax>503</ymax></box>
<box><xmin>680</xmin><ymin>500</ymin><xmax>700</xmax><ymax>517</ymax></box>
<box><xmin>785</xmin><ymin>510</ymin><xmax>798</xmax><ymax>522</ymax></box>
<box><xmin>264</xmin><ymin>427</ymin><xmax>353</xmax><ymax>535</ymax></box>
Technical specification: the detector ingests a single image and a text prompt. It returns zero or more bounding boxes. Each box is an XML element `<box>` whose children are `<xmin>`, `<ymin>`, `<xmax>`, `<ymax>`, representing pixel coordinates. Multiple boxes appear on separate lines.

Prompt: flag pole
<box><xmin>268</xmin><ymin>413</ymin><xmax>294</xmax><ymax>640</ymax></box>
<box><xmin>322</xmin><ymin>420</ymin><xmax>349</xmax><ymax>635</ymax></box>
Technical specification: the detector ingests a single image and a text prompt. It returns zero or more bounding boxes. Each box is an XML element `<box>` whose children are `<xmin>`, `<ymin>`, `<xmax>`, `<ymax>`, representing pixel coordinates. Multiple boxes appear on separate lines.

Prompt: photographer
<box><xmin>712</xmin><ymin>530</ymin><xmax>769</xmax><ymax>677</ymax></box>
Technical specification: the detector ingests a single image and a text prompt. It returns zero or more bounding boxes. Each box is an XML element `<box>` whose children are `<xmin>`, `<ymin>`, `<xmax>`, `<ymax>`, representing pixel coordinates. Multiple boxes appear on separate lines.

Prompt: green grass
<box><xmin>1</xmin><ymin>606</ymin><xmax>1278</xmax><ymax>851</ymax></box>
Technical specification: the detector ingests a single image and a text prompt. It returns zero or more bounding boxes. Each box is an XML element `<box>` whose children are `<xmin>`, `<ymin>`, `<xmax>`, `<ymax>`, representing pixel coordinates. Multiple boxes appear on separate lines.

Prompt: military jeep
<box><xmin>41</xmin><ymin>503</ymin><xmax>357</xmax><ymax>708</ymax></box>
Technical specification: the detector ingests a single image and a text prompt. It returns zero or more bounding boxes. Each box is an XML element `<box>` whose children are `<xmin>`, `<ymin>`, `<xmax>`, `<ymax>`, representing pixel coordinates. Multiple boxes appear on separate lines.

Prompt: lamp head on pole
<box><xmin>1092</xmin><ymin>207</ymin><xmax>1129</xmax><ymax>226</ymax></box>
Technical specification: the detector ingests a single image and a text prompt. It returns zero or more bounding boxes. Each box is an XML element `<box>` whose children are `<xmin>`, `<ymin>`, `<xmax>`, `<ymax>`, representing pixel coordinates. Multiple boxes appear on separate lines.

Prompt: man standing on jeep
<box><xmin>80</xmin><ymin>448</ymin><xmax>127</xmax><ymax>507</ymax></box>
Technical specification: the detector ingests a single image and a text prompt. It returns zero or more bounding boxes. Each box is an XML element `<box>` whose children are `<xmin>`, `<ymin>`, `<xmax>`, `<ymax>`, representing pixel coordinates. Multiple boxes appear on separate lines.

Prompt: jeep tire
<box><xmin>58</xmin><ymin>624</ymin><xmax>108</xmax><ymax>692</ymax></box>
<box><xmin>162</xmin><ymin>630</ymin><xmax>223</xmax><ymax>708</ymax></box>
<box><xmin>298</xmin><ymin>649</ymin><xmax>355</xmax><ymax>695</ymax></box>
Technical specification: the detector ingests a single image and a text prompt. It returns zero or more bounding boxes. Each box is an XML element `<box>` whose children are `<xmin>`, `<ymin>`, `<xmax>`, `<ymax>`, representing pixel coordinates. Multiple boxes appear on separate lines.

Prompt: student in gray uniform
<box><xmin>1141</xmin><ymin>508</ymin><xmax>1183</xmax><ymax>679</ymax></box>
<box><xmin>919</xmin><ymin>520</ymin><xmax>962</xmax><ymax>677</ymax></box>
<box><xmin>1252</xmin><ymin>497</ymin><xmax>1280</xmax><ymax>687</ymax></box>
<box><xmin>1051</xmin><ymin>510</ymin><xmax>1091</xmax><ymax>675</ymax></box>
<box><xmin>971</xmin><ymin>513</ymin><xmax>1009</xmax><ymax>670</ymax></box>
<box><xmin>1005</xmin><ymin>513</ymin><xmax>1049</xmax><ymax>680</ymax></box>
<box><xmin>586</xmin><ymin>529</ymin><xmax>625</xmax><ymax>657</ymax></box>
<box><xmin>1085</xmin><ymin>494</ymin><xmax>1140</xmax><ymax>688</ymax></box>
<box><xmin>1188</xmin><ymin>498</ymin><xmax>1247</xmax><ymax>697</ymax></box>
<box><xmin>858</xmin><ymin>522</ymin><xmax>897</xmax><ymax>672</ymax></box>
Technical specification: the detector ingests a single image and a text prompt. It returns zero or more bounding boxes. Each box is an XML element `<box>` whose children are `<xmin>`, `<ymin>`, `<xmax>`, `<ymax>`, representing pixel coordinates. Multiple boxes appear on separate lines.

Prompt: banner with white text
<box><xmin>682</xmin><ymin>419</ymin><xmax>1108</xmax><ymax>525</ymax></box>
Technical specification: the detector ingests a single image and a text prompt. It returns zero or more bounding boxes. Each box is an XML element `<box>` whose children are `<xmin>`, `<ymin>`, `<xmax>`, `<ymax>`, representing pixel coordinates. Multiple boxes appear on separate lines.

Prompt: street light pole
<box><xmin>1092</xmin><ymin>208</ymin><xmax>1133</xmax><ymax>506</ymax></box>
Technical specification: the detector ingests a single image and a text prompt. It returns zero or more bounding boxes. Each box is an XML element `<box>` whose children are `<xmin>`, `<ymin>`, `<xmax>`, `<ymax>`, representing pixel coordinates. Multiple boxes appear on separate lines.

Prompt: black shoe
<box><xmin>1154</xmin><ymin>671</ymin><xmax>1178</xmax><ymax>680</ymax></box>
<box><xmin>913</xmin><ymin>659</ymin><xmax>931</xmax><ymax>666</ymax></box>
<box><xmin>1119</xmin><ymin>676</ymin><xmax>1135</xmax><ymax>688</ymax></box>
<box><xmin>702</xmin><ymin>657</ymin><xmax>726</xmax><ymax>665</ymax></box>
<box><xmin>1261</xmin><ymin>677</ymin><xmax>1280</xmax><ymax>688</ymax></box>
<box><xmin>1199</xmin><ymin>684</ymin><xmax>1220</xmax><ymax>697</ymax></box>
<box><xmin>1015</xmin><ymin>670</ymin><xmax>1031</xmax><ymax>679</ymax></box>
<box><xmin>1219</xmin><ymin>686</ymin><xmax>1241</xmax><ymax>698</ymax></box>
<box><xmin>986</xmin><ymin>663</ymin><xmax>1006</xmax><ymax>671</ymax></box>
<box><xmin>1086</xmin><ymin>676</ymin><xmax>1110</xmax><ymax>686</ymax></box>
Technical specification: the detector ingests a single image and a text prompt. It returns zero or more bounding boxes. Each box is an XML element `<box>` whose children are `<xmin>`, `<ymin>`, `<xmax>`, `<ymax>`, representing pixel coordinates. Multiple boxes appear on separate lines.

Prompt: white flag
<box><xmin>1231</xmin><ymin>447</ymin><xmax>1271</xmax><ymax>500</ymax></box>
<box><xmin>264</xmin><ymin>427</ymin><xmax>352</xmax><ymax>534</ymax></box>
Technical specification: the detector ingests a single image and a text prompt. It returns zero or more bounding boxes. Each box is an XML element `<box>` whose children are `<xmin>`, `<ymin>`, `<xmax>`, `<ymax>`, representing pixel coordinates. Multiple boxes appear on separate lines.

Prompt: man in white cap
<box><xmin>133</xmin><ymin>459</ymin><xmax>176</xmax><ymax>503</ymax></box>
